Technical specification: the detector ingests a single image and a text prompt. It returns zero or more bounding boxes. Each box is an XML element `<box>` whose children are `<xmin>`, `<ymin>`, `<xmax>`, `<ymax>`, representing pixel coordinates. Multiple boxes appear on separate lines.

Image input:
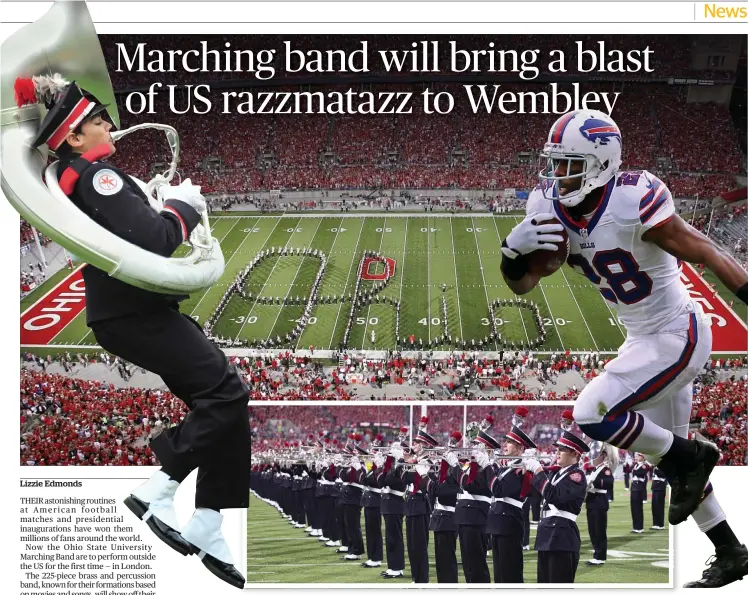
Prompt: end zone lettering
<box><xmin>20</xmin><ymin>269</ymin><xmax>87</xmax><ymax>345</ymax></box>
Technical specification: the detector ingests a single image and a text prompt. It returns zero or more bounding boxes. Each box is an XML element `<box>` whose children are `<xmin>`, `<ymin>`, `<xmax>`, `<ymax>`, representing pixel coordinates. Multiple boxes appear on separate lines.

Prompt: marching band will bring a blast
<box><xmin>250</xmin><ymin>408</ymin><xmax>656</xmax><ymax>584</ymax></box>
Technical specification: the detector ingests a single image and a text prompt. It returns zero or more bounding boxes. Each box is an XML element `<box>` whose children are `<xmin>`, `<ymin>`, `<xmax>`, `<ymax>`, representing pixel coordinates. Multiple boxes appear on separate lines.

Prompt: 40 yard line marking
<box><xmin>264</xmin><ymin>218</ymin><xmax>323</xmax><ymax>341</ymax></box>
<box><xmin>361</xmin><ymin>217</ymin><xmax>388</xmax><ymax>350</ymax></box>
<box><xmin>327</xmin><ymin>218</ymin><xmax>366</xmax><ymax>349</ymax></box>
<box><xmin>491</xmin><ymin>216</ymin><xmax>530</xmax><ymax>344</ymax></box>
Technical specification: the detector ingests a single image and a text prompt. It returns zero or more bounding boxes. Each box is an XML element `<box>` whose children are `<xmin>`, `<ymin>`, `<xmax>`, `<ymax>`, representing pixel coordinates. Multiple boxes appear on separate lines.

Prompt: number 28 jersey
<box><xmin>527</xmin><ymin>170</ymin><xmax>690</xmax><ymax>336</ymax></box>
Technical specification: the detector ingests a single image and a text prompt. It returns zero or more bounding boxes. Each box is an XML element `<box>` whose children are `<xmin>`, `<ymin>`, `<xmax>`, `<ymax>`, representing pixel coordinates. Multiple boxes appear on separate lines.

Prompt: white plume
<box><xmin>33</xmin><ymin>73</ymin><xmax>69</xmax><ymax>106</ymax></box>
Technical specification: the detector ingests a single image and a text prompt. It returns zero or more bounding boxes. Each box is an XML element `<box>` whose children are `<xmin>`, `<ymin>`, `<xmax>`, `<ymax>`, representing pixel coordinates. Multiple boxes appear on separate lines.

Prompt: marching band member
<box><xmin>402</xmin><ymin>418</ymin><xmax>438</xmax><ymax>583</ymax></box>
<box><xmin>451</xmin><ymin>415</ymin><xmax>498</xmax><ymax>583</ymax></box>
<box><xmin>379</xmin><ymin>428</ymin><xmax>409</xmax><ymax>579</ymax></box>
<box><xmin>341</xmin><ymin>435</ymin><xmax>367</xmax><ymax>561</ymax></box>
<box><xmin>428</xmin><ymin>431</ymin><xmax>462</xmax><ymax>583</ymax></box>
<box><xmin>651</xmin><ymin>466</ymin><xmax>667</xmax><ymax>530</ymax></box>
<box><xmin>585</xmin><ymin>442</ymin><xmax>618</xmax><ymax>566</ymax></box>
<box><xmin>631</xmin><ymin>453</ymin><xmax>651</xmax><ymax>534</ymax></box>
<box><xmin>361</xmin><ymin>435</ymin><xmax>385</xmax><ymax>568</ymax></box>
<box><xmin>623</xmin><ymin>453</ymin><xmax>633</xmax><ymax>491</ymax></box>
<box><xmin>334</xmin><ymin>440</ymin><xmax>356</xmax><ymax>554</ymax></box>
<box><xmin>486</xmin><ymin>407</ymin><xmax>537</xmax><ymax>583</ymax></box>
<box><xmin>316</xmin><ymin>439</ymin><xmax>336</xmax><ymax>544</ymax></box>
<box><xmin>323</xmin><ymin>442</ymin><xmax>343</xmax><ymax>548</ymax></box>
<box><xmin>527</xmin><ymin>411</ymin><xmax>589</xmax><ymax>583</ymax></box>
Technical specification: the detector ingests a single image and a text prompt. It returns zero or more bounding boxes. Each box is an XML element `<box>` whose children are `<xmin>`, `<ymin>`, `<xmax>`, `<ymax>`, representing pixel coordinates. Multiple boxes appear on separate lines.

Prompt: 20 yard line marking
<box><xmin>491</xmin><ymin>216</ymin><xmax>531</xmax><ymax>344</ymax></box>
<box><xmin>327</xmin><ymin>218</ymin><xmax>366</xmax><ymax>349</ymax></box>
<box><xmin>558</xmin><ymin>264</ymin><xmax>599</xmax><ymax>351</ymax></box>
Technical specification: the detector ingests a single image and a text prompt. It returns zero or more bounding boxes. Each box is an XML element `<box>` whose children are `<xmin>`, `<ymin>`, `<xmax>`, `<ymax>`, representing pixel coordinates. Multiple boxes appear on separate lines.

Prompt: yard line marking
<box><xmin>427</xmin><ymin>216</ymin><xmax>432</xmax><ymax>343</ymax></box>
<box><xmin>236</xmin><ymin>218</ymin><xmax>299</xmax><ymax>340</ymax></box>
<box><xmin>492</xmin><ymin>216</ymin><xmax>530</xmax><ymax>344</ymax></box>
<box><xmin>188</xmin><ymin>216</ymin><xmax>265</xmax><ymax>318</ymax></box>
<box><xmin>468</xmin><ymin>217</ymin><xmax>489</xmax><ymax>347</ymax></box>
<box><xmin>328</xmin><ymin>218</ymin><xmax>366</xmax><ymax>349</ymax></box>
<box><xmin>265</xmin><ymin>218</ymin><xmax>323</xmax><ymax>341</ymax></box>
<box><xmin>398</xmin><ymin>218</ymin><xmax>409</xmax><ymax>311</ymax></box>
<box><xmin>558</xmin><ymin>264</ymin><xmax>599</xmax><ymax>351</ymax></box>
<box><xmin>361</xmin><ymin>217</ymin><xmax>388</xmax><ymax>350</ymax></box>
<box><xmin>294</xmin><ymin>218</ymin><xmax>344</xmax><ymax>350</ymax></box>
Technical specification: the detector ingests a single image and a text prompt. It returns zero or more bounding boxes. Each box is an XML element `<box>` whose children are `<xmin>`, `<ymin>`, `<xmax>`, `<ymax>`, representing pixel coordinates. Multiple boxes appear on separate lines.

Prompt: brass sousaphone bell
<box><xmin>1</xmin><ymin>0</ymin><xmax>224</xmax><ymax>294</ymax></box>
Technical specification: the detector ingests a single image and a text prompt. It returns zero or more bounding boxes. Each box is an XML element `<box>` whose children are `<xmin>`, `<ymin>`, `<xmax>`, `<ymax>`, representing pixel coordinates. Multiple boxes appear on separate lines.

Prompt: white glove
<box><xmin>502</xmin><ymin>213</ymin><xmax>564</xmax><ymax>259</ymax></box>
<box><xmin>415</xmin><ymin>462</ymin><xmax>430</xmax><ymax>477</ymax></box>
<box><xmin>475</xmin><ymin>450</ymin><xmax>491</xmax><ymax>469</ymax></box>
<box><xmin>351</xmin><ymin>457</ymin><xmax>362</xmax><ymax>470</ymax></box>
<box><xmin>444</xmin><ymin>452</ymin><xmax>459</xmax><ymax>467</ymax></box>
<box><xmin>524</xmin><ymin>458</ymin><xmax>542</xmax><ymax>474</ymax></box>
<box><xmin>162</xmin><ymin>178</ymin><xmax>206</xmax><ymax>215</ymax></box>
<box><xmin>524</xmin><ymin>448</ymin><xmax>537</xmax><ymax>458</ymax></box>
<box><xmin>373</xmin><ymin>454</ymin><xmax>385</xmax><ymax>467</ymax></box>
<box><xmin>390</xmin><ymin>446</ymin><xmax>404</xmax><ymax>461</ymax></box>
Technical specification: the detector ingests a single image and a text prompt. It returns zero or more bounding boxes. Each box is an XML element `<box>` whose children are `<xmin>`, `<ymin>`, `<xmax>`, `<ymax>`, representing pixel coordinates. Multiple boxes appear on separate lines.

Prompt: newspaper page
<box><xmin>3</xmin><ymin>0</ymin><xmax>748</xmax><ymax>594</ymax></box>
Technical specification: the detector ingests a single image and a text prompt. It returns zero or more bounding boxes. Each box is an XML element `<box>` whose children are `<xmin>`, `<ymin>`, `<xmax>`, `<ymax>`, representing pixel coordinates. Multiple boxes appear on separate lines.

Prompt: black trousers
<box><xmin>652</xmin><ymin>491</ymin><xmax>666</xmax><ymax>528</ymax></box>
<box><xmin>434</xmin><ymin>531</ymin><xmax>458</xmax><ymax>583</ymax></box>
<box><xmin>624</xmin><ymin>473</ymin><xmax>631</xmax><ymax>489</ymax></box>
<box><xmin>305</xmin><ymin>490</ymin><xmax>318</xmax><ymax>530</ymax></box>
<box><xmin>91</xmin><ymin>308</ymin><xmax>249</xmax><ymax>509</ymax></box>
<box><xmin>631</xmin><ymin>494</ymin><xmax>644</xmax><ymax>531</ymax></box>
<box><xmin>406</xmin><ymin>514</ymin><xmax>430</xmax><ymax>583</ymax></box>
<box><xmin>343</xmin><ymin>505</ymin><xmax>364</xmax><ymax>555</ymax></box>
<box><xmin>293</xmin><ymin>490</ymin><xmax>305</xmax><ymax>524</ymax></box>
<box><xmin>530</xmin><ymin>493</ymin><xmax>541</xmax><ymax>522</ymax></box>
<box><xmin>522</xmin><ymin>499</ymin><xmax>531</xmax><ymax>547</ymax></box>
<box><xmin>458</xmin><ymin>525</ymin><xmax>491</xmax><ymax>583</ymax></box>
<box><xmin>492</xmin><ymin>534</ymin><xmax>524</xmax><ymax>583</ymax></box>
<box><xmin>319</xmin><ymin>496</ymin><xmax>334</xmax><ymax>538</ymax></box>
<box><xmin>332</xmin><ymin>499</ymin><xmax>345</xmax><ymax>543</ymax></box>
<box><xmin>364</xmin><ymin>507</ymin><xmax>383</xmax><ymax>562</ymax></box>
<box><xmin>383</xmin><ymin>513</ymin><xmax>405</xmax><ymax>571</ymax></box>
<box><xmin>537</xmin><ymin>551</ymin><xmax>579</xmax><ymax>583</ymax></box>
<box><xmin>586</xmin><ymin>508</ymin><xmax>608</xmax><ymax>560</ymax></box>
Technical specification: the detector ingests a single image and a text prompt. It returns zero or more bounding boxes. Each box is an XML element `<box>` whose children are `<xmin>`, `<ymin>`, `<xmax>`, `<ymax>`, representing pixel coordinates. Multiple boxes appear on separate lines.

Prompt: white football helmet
<box><xmin>538</xmin><ymin>109</ymin><xmax>623</xmax><ymax>207</ymax></box>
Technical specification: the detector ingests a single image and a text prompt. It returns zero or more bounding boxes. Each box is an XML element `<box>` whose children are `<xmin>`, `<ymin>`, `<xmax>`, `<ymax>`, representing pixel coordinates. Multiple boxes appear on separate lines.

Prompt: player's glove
<box><xmin>162</xmin><ymin>178</ymin><xmax>206</xmax><ymax>215</ymax></box>
<box><xmin>502</xmin><ymin>213</ymin><xmax>565</xmax><ymax>259</ymax></box>
<box><xmin>524</xmin><ymin>458</ymin><xmax>543</xmax><ymax>474</ymax></box>
<box><xmin>444</xmin><ymin>452</ymin><xmax>459</xmax><ymax>467</ymax></box>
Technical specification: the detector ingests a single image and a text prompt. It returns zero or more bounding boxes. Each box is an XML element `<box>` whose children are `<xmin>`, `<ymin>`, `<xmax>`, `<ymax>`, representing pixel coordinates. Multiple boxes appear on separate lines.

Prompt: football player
<box><xmin>501</xmin><ymin>109</ymin><xmax>748</xmax><ymax>588</ymax></box>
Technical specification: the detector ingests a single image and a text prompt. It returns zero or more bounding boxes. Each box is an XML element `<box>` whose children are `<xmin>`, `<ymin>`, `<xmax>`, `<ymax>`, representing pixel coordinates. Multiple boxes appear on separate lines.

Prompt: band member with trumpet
<box><xmin>486</xmin><ymin>406</ymin><xmax>538</xmax><ymax>583</ymax></box>
<box><xmin>323</xmin><ymin>440</ymin><xmax>343</xmax><ymax>548</ymax></box>
<box><xmin>585</xmin><ymin>441</ymin><xmax>618</xmax><ymax>566</ymax></box>
<box><xmin>651</xmin><ymin>466</ymin><xmax>667</xmax><ymax>530</ymax></box>
<box><xmin>333</xmin><ymin>441</ymin><xmax>355</xmax><ymax>554</ymax></box>
<box><xmin>361</xmin><ymin>435</ymin><xmax>386</xmax><ymax>568</ymax></box>
<box><xmin>341</xmin><ymin>434</ymin><xmax>366</xmax><ymax>561</ymax></box>
<box><xmin>526</xmin><ymin>410</ymin><xmax>589</xmax><ymax>583</ymax></box>
<box><xmin>379</xmin><ymin>427</ymin><xmax>409</xmax><ymax>579</ymax></box>
<box><xmin>17</xmin><ymin>76</ymin><xmax>248</xmax><ymax>588</ymax></box>
<box><xmin>623</xmin><ymin>453</ymin><xmax>633</xmax><ymax>491</ymax></box>
<box><xmin>448</xmin><ymin>415</ymin><xmax>497</xmax><ymax>583</ymax></box>
<box><xmin>402</xmin><ymin>418</ymin><xmax>438</xmax><ymax>583</ymax></box>
<box><xmin>631</xmin><ymin>453</ymin><xmax>651</xmax><ymax>534</ymax></box>
<box><xmin>316</xmin><ymin>438</ymin><xmax>336</xmax><ymax>545</ymax></box>
<box><xmin>427</xmin><ymin>431</ymin><xmax>463</xmax><ymax>584</ymax></box>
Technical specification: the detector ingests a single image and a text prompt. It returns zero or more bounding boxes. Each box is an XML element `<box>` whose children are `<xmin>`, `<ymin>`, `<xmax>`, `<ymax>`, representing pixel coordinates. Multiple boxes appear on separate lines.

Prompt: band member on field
<box><xmin>342</xmin><ymin>434</ymin><xmax>366</xmax><ymax>561</ymax></box>
<box><xmin>527</xmin><ymin>411</ymin><xmax>589</xmax><ymax>583</ymax></box>
<box><xmin>486</xmin><ymin>407</ymin><xmax>537</xmax><ymax>583</ymax></box>
<box><xmin>361</xmin><ymin>435</ymin><xmax>385</xmax><ymax>568</ymax></box>
<box><xmin>651</xmin><ymin>466</ymin><xmax>667</xmax><ymax>531</ymax></box>
<box><xmin>631</xmin><ymin>453</ymin><xmax>651</xmax><ymax>534</ymax></box>
<box><xmin>585</xmin><ymin>442</ymin><xmax>618</xmax><ymax>566</ymax></box>
<box><xmin>428</xmin><ymin>431</ymin><xmax>462</xmax><ymax>583</ymax></box>
<box><xmin>379</xmin><ymin>428</ymin><xmax>408</xmax><ymax>579</ymax></box>
<box><xmin>623</xmin><ymin>453</ymin><xmax>633</xmax><ymax>491</ymax></box>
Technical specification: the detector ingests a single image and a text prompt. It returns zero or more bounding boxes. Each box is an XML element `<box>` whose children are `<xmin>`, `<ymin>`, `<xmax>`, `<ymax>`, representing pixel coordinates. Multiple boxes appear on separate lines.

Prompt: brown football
<box><xmin>526</xmin><ymin>217</ymin><xmax>570</xmax><ymax>277</ymax></box>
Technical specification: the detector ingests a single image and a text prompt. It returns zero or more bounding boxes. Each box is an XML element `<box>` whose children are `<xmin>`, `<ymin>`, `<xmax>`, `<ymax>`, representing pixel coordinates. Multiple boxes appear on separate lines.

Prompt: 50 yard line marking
<box><xmin>491</xmin><ymin>216</ymin><xmax>530</xmax><ymax>344</ymax></box>
<box><xmin>264</xmin><ymin>218</ymin><xmax>323</xmax><ymax>341</ymax></box>
<box><xmin>327</xmin><ymin>218</ymin><xmax>366</xmax><ymax>349</ymax></box>
<box><xmin>361</xmin><ymin>217</ymin><xmax>388</xmax><ymax>350</ymax></box>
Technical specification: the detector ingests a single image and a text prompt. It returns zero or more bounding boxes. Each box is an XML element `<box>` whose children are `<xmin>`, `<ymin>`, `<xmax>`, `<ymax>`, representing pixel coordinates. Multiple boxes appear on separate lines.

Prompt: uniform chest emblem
<box><xmin>93</xmin><ymin>169</ymin><xmax>122</xmax><ymax>196</ymax></box>
<box><xmin>569</xmin><ymin>472</ymin><xmax>583</xmax><ymax>483</ymax></box>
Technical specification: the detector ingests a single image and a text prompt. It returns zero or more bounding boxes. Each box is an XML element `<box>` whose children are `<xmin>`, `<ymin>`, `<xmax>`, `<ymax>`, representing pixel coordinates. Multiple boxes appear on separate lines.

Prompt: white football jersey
<box><xmin>527</xmin><ymin>170</ymin><xmax>690</xmax><ymax>335</ymax></box>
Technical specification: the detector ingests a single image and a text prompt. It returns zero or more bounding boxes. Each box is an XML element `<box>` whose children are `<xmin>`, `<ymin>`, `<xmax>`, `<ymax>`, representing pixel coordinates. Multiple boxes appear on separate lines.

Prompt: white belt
<box><xmin>341</xmin><ymin>481</ymin><xmax>350</xmax><ymax>486</ymax></box>
<box><xmin>365</xmin><ymin>487</ymin><xmax>381</xmax><ymax>494</ymax></box>
<box><xmin>495</xmin><ymin>496</ymin><xmax>524</xmax><ymax>509</ymax></box>
<box><xmin>652</xmin><ymin>478</ymin><xmax>666</xmax><ymax>482</ymax></box>
<box><xmin>435</xmin><ymin>502</ymin><xmax>456</xmax><ymax>513</ymax></box>
<box><xmin>588</xmin><ymin>488</ymin><xmax>607</xmax><ymax>494</ymax></box>
<box><xmin>385</xmin><ymin>489</ymin><xmax>405</xmax><ymax>497</ymax></box>
<box><xmin>318</xmin><ymin>479</ymin><xmax>334</xmax><ymax>485</ymax></box>
<box><xmin>632</xmin><ymin>477</ymin><xmax>645</xmax><ymax>482</ymax></box>
<box><xmin>458</xmin><ymin>493</ymin><xmax>492</xmax><ymax>504</ymax></box>
<box><xmin>543</xmin><ymin>504</ymin><xmax>578</xmax><ymax>522</ymax></box>
<box><xmin>348</xmin><ymin>482</ymin><xmax>365</xmax><ymax>490</ymax></box>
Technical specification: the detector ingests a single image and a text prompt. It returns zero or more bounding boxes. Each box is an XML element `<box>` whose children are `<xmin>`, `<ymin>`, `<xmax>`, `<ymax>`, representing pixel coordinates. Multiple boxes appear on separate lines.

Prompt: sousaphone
<box><xmin>1</xmin><ymin>0</ymin><xmax>224</xmax><ymax>294</ymax></box>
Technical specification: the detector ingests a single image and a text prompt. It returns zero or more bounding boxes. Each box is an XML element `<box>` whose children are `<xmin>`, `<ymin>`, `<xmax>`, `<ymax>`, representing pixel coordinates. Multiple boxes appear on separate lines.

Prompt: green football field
<box><xmin>246</xmin><ymin>480</ymin><xmax>670</xmax><ymax>584</ymax></box>
<box><xmin>43</xmin><ymin>214</ymin><xmax>634</xmax><ymax>352</ymax></box>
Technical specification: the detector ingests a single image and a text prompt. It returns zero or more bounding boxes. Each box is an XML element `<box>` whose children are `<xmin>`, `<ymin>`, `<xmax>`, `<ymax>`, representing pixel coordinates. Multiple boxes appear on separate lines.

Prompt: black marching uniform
<box><xmin>341</xmin><ymin>464</ymin><xmax>365</xmax><ymax>557</ymax></box>
<box><xmin>379</xmin><ymin>456</ymin><xmax>406</xmax><ymax>576</ymax></box>
<box><xmin>402</xmin><ymin>468</ymin><xmax>432</xmax><ymax>582</ymax></box>
<box><xmin>454</xmin><ymin>460</ymin><xmax>492</xmax><ymax>583</ymax></box>
<box><xmin>320</xmin><ymin>464</ymin><xmax>339</xmax><ymax>543</ymax></box>
<box><xmin>427</xmin><ymin>462</ymin><xmax>460</xmax><ymax>583</ymax></box>
<box><xmin>57</xmin><ymin>151</ymin><xmax>250</xmax><ymax>511</ymax></box>
<box><xmin>585</xmin><ymin>463</ymin><xmax>614</xmax><ymax>563</ymax></box>
<box><xmin>533</xmin><ymin>463</ymin><xmax>588</xmax><ymax>583</ymax></box>
<box><xmin>651</xmin><ymin>466</ymin><xmax>667</xmax><ymax>529</ymax></box>
<box><xmin>361</xmin><ymin>464</ymin><xmax>384</xmax><ymax>565</ymax></box>
<box><xmin>630</xmin><ymin>461</ymin><xmax>651</xmax><ymax>532</ymax></box>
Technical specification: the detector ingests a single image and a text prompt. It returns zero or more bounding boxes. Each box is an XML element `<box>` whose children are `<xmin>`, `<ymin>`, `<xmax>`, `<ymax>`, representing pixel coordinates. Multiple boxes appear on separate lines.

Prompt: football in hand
<box><xmin>526</xmin><ymin>218</ymin><xmax>569</xmax><ymax>277</ymax></box>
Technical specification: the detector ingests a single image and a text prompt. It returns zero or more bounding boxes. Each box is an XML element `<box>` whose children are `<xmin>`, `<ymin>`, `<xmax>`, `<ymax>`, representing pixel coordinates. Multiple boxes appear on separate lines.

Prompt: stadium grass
<box><xmin>246</xmin><ymin>480</ymin><xmax>670</xmax><ymax>584</ymax></box>
<box><xmin>38</xmin><ymin>215</ymin><xmax>734</xmax><ymax>353</ymax></box>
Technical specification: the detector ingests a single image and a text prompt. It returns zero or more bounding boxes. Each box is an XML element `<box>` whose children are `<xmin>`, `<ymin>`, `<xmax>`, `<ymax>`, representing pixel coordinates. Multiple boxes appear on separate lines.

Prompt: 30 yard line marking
<box><xmin>236</xmin><ymin>218</ymin><xmax>299</xmax><ymax>341</ymax></box>
<box><xmin>327</xmin><ymin>218</ymin><xmax>366</xmax><ymax>349</ymax></box>
<box><xmin>491</xmin><ymin>216</ymin><xmax>530</xmax><ymax>344</ymax></box>
<box><xmin>558</xmin><ymin>264</ymin><xmax>599</xmax><ymax>351</ymax></box>
<box><xmin>294</xmin><ymin>218</ymin><xmax>344</xmax><ymax>350</ymax></box>
<box><xmin>264</xmin><ymin>218</ymin><xmax>323</xmax><ymax>341</ymax></box>
<box><xmin>361</xmin><ymin>217</ymin><xmax>388</xmax><ymax>350</ymax></box>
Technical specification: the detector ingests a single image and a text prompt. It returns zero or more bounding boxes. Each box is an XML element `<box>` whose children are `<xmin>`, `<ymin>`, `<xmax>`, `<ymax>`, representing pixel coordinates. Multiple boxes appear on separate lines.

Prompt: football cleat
<box><xmin>684</xmin><ymin>544</ymin><xmax>748</xmax><ymax>588</ymax></box>
<box><xmin>669</xmin><ymin>441</ymin><xmax>720</xmax><ymax>526</ymax></box>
